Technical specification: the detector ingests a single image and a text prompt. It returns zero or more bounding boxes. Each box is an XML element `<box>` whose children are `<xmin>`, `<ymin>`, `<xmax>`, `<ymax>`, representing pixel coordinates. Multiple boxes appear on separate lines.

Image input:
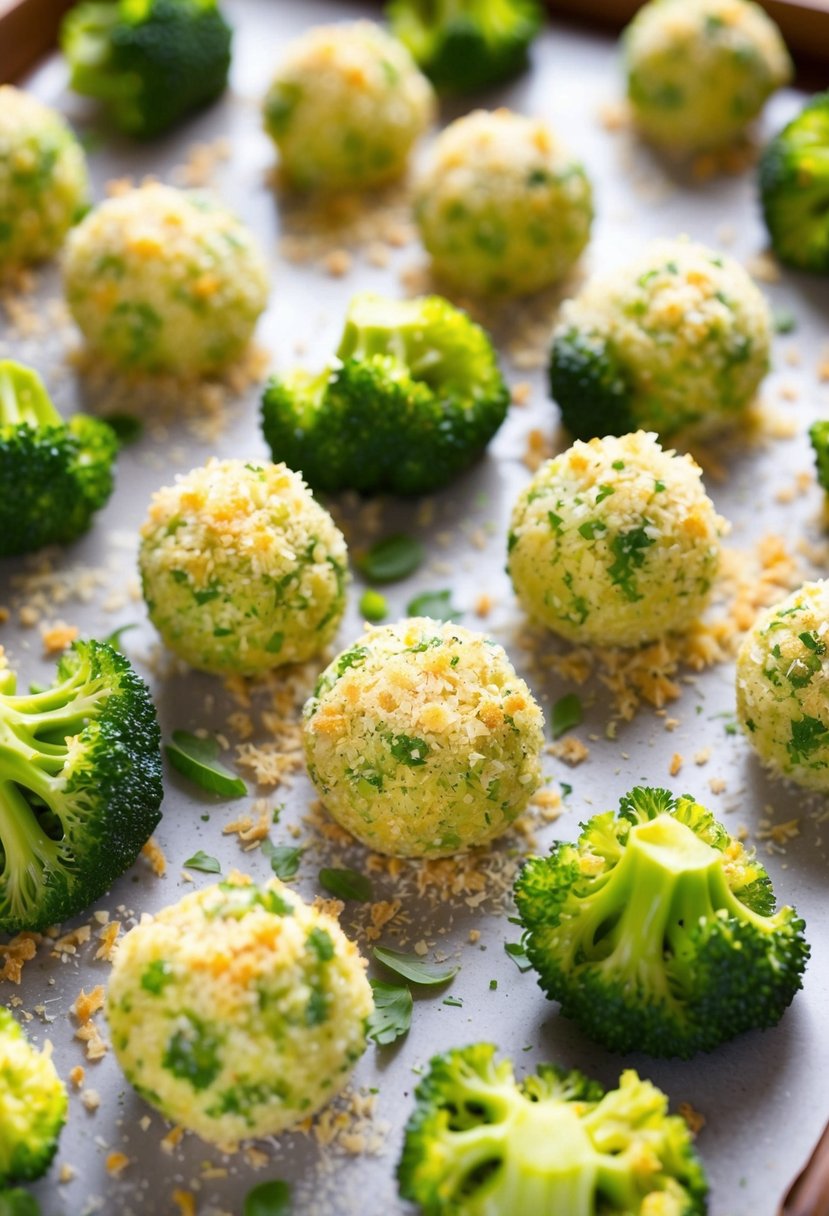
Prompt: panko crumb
<box><xmin>80</xmin><ymin>1088</ymin><xmax>100</xmax><ymax>1111</ymax></box>
<box><xmin>670</xmin><ymin>753</ymin><xmax>684</xmax><ymax>777</ymax></box>
<box><xmin>105</xmin><ymin>1151</ymin><xmax>131</xmax><ymax>1176</ymax></box>
<box><xmin>141</xmin><ymin>837</ymin><xmax>167</xmax><ymax>877</ymax></box>
<box><xmin>0</xmin><ymin>931</ymin><xmax>40</xmax><ymax>984</ymax></box>
<box><xmin>69</xmin><ymin>1064</ymin><xmax>85</xmax><ymax>1088</ymax></box>
<box><xmin>678</xmin><ymin>1102</ymin><xmax>706</xmax><ymax>1136</ymax></box>
<box><xmin>549</xmin><ymin>738</ymin><xmax>590</xmax><ymax>766</ymax></box>
<box><xmin>41</xmin><ymin>621</ymin><xmax>79</xmax><ymax>655</ymax></box>
<box><xmin>172</xmin><ymin>1190</ymin><xmax>197</xmax><ymax>1216</ymax></box>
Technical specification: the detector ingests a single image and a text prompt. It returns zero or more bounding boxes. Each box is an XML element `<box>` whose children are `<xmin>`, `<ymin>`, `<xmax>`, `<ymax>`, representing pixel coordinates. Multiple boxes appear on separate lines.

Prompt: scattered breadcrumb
<box><xmin>41</xmin><ymin>621</ymin><xmax>79</xmax><ymax>655</ymax></box>
<box><xmin>669</xmin><ymin>753</ymin><xmax>684</xmax><ymax>777</ymax></box>
<box><xmin>94</xmin><ymin>921</ymin><xmax>121</xmax><ymax>962</ymax></box>
<box><xmin>678</xmin><ymin>1102</ymin><xmax>706</xmax><ymax>1136</ymax></box>
<box><xmin>69</xmin><ymin>1065</ymin><xmax>85</xmax><ymax>1089</ymax></box>
<box><xmin>172</xmin><ymin>1190</ymin><xmax>197</xmax><ymax>1216</ymax></box>
<box><xmin>81</xmin><ymin>1088</ymin><xmax>101</xmax><ymax>1112</ymax></box>
<box><xmin>141</xmin><ymin>837</ymin><xmax>167</xmax><ymax>877</ymax></box>
<box><xmin>105</xmin><ymin>1151</ymin><xmax>131</xmax><ymax>1176</ymax></box>
<box><xmin>0</xmin><ymin>932</ymin><xmax>40</xmax><ymax>984</ymax></box>
<box><xmin>161</xmin><ymin>1126</ymin><xmax>185</xmax><ymax>1155</ymax></box>
<box><xmin>549</xmin><ymin>737</ymin><xmax>589</xmax><ymax>766</ymax></box>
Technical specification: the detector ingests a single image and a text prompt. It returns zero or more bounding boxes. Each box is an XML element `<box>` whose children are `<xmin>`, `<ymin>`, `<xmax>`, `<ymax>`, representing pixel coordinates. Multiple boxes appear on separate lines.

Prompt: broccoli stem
<box><xmin>0</xmin><ymin>361</ymin><xmax>62</xmax><ymax>430</ymax></box>
<box><xmin>62</xmin><ymin>3</ymin><xmax>125</xmax><ymax>102</ymax></box>
<box><xmin>0</xmin><ymin>780</ymin><xmax>60</xmax><ymax>913</ymax></box>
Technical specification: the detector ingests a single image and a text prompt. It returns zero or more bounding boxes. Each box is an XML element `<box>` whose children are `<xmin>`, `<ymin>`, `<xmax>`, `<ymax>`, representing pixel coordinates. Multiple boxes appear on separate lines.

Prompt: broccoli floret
<box><xmin>549</xmin><ymin>327</ymin><xmax>635</xmax><ymax>440</ymax></box>
<box><xmin>0</xmin><ymin>361</ymin><xmax>117</xmax><ymax>557</ymax></box>
<box><xmin>759</xmin><ymin>92</ymin><xmax>829</xmax><ymax>274</ymax></box>
<box><xmin>61</xmin><ymin>0</ymin><xmax>232</xmax><ymax>139</ymax></box>
<box><xmin>0</xmin><ymin>640</ymin><xmax>163</xmax><ymax>933</ymax></box>
<box><xmin>0</xmin><ymin>1008</ymin><xmax>67</xmax><ymax>1186</ymax></box>
<box><xmin>398</xmin><ymin>1042</ymin><xmax>708</xmax><ymax>1215</ymax></box>
<box><xmin>809</xmin><ymin>420</ymin><xmax>829</xmax><ymax>493</ymax></box>
<box><xmin>0</xmin><ymin>1191</ymin><xmax>40</xmax><ymax>1216</ymax></box>
<box><xmin>514</xmin><ymin>785</ymin><xmax>809</xmax><ymax>1059</ymax></box>
<box><xmin>261</xmin><ymin>293</ymin><xmax>509</xmax><ymax>496</ymax></box>
<box><xmin>386</xmin><ymin>0</ymin><xmax>542</xmax><ymax>94</ymax></box>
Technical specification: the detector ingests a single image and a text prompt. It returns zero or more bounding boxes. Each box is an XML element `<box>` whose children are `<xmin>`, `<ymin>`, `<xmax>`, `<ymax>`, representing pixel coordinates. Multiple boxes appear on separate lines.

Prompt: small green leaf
<box><xmin>261</xmin><ymin>839</ymin><xmax>302</xmax><ymax>879</ymax></box>
<box><xmin>774</xmin><ymin>309</ymin><xmax>796</xmax><ymax>335</ymax></box>
<box><xmin>357</xmin><ymin>535</ymin><xmax>425</xmax><ymax>584</ymax></box>
<box><xmin>243</xmin><ymin>1180</ymin><xmax>291</xmax><ymax>1216</ymax></box>
<box><xmin>406</xmin><ymin>589</ymin><xmax>462</xmax><ymax>622</ymax></box>
<box><xmin>551</xmin><ymin>693</ymin><xmax>583</xmax><ymax>740</ymax></box>
<box><xmin>101</xmin><ymin>623</ymin><xmax>137</xmax><ymax>653</ymax></box>
<box><xmin>166</xmin><ymin>731</ymin><xmax>247</xmax><ymax>798</ymax></box>
<box><xmin>265</xmin><ymin>631</ymin><xmax>284</xmax><ymax>654</ymax></box>
<box><xmin>183</xmin><ymin>851</ymin><xmax>222</xmax><ymax>874</ymax></box>
<box><xmin>504</xmin><ymin>941</ymin><xmax>532</xmax><ymax>972</ymax></box>
<box><xmin>359</xmin><ymin>590</ymin><xmax>388</xmax><ymax>623</ymax></box>
<box><xmin>373</xmin><ymin>946</ymin><xmax>458</xmax><ymax>986</ymax></box>
<box><xmin>442</xmin><ymin>995</ymin><xmax>463</xmax><ymax>1007</ymax></box>
<box><xmin>102</xmin><ymin>412</ymin><xmax>143</xmax><ymax>446</ymax></box>
<box><xmin>319</xmin><ymin>868</ymin><xmax>373</xmax><ymax>902</ymax></box>
<box><xmin>560</xmin><ymin>782</ymin><xmax>573</xmax><ymax>797</ymax></box>
<box><xmin>366</xmin><ymin>979</ymin><xmax>412</xmax><ymax>1045</ymax></box>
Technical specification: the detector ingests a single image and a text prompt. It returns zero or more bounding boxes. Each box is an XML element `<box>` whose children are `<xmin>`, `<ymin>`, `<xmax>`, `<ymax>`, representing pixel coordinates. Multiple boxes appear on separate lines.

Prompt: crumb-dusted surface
<box><xmin>304</xmin><ymin>618</ymin><xmax>544</xmax><ymax>856</ymax></box>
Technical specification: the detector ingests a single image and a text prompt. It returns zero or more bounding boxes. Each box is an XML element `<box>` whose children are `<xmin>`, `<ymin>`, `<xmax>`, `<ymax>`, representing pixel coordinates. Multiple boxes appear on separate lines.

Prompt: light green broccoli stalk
<box><xmin>61</xmin><ymin>0</ymin><xmax>232</xmax><ymax>138</ymax></box>
<box><xmin>386</xmin><ymin>0</ymin><xmax>542</xmax><ymax>94</ymax></box>
<box><xmin>398</xmin><ymin>1043</ymin><xmax>708</xmax><ymax>1214</ymax></box>
<box><xmin>759</xmin><ymin>92</ymin><xmax>829</xmax><ymax>274</ymax></box>
<box><xmin>261</xmin><ymin>293</ymin><xmax>509</xmax><ymax>496</ymax></box>
<box><xmin>0</xmin><ymin>360</ymin><xmax>117</xmax><ymax>556</ymax></box>
<box><xmin>810</xmin><ymin>421</ymin><xmax>829</xmax><ymax>493</ymax></box>
<box><xmin>514</xmin><ymin>785</ymin><xmax>809</xmax><ymax>1058</ymax></box>
<box><xmin>0</xmin><ymin>640</ymin><xmax>163</xmax><ymax>933</ymax></box>
<box><xmin>0</xmin><ymin>1008</ymin><xmax>67</xmax><ymax>1186</ymax></box>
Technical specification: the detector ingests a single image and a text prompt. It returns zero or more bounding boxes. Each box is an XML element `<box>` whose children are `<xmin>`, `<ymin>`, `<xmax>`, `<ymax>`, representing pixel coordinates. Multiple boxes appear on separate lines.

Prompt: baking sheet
<box><xmin>3</xmin><ymin>3</ymin><xmax>829</xmax><ymax>1213</ymax></box>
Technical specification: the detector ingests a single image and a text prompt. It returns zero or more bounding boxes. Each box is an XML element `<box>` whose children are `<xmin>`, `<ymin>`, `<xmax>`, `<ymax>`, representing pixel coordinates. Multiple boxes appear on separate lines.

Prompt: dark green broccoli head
<box><xmin>261</xmin><ymin>293</ymin><xmax>509</xmax><ymax>496</ymax></box>
<box><xmin>61</xmin><ymin>0</ymin><xmax>232</xmax><ymax>139</ymax></box>
<box><xmin>398</xmin><ymin>1042</ymin><xmax>708</xmax><ymax>1215</ymax></box>
<box><xmin>386</xmin><ymin>0</ymin><xmax>542</xmax><ymax>94</ymax></box>
<box><xmin>0</xmin><ymin>1007</ymin><xmax>67</xmax><ymax>1186</ymax></box>
<box><xmin>0</xmin><ymin>360</ymin><xmax>117</xmax><ymax>556</ymax></box>
<box><xmin>549</xmin><ymin>326</ymin><xmax>634</xmax><ymax>440</ymax></box>
<box><xmin>0</xmin><ymin>640</ymin><xmax>163</xmax><ymax>933</ymax></box>
<box><xmin>810</xmin><ymin>420</ymin><xmax>829</xmax><ymax>493</ymax></box>
<box><xmin>514</xmin><ymin>785</ymin><xmax>809</xmax><ymax>1059</ymax></box>
<box><xmin>759</xmin><ymin>92</ymin><xmax>829</xmax><ymax>274</ymax></box>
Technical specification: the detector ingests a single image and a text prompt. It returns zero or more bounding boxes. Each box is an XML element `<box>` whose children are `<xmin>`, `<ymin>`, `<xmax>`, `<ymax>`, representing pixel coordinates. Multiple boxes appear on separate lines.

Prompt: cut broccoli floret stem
<box><xmin>810</xmin><ymin>420</ymin><xmax>829</xmax><ymax>492</ymax></box>
<box><xmin>759</xmin><ymin>91</ymin><xmax>829</xmax><ymax>273</ymax></box>
<box><xmin>0</xmin><ymin>641</ymin><xmax>163</xmax><ymax>933</ymax></box>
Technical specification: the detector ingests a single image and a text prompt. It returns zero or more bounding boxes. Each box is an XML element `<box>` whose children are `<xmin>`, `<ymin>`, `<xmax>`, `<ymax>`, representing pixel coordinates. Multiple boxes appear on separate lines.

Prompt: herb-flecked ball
<box><xmin>63</xmin><ymin>183</ymin><xmax>268</xmax><ymax>375</ymax></box>
<box><xmin>303</xmin><ymin>618</ymin><xmax>544</xmax><ymax>857</ymax></box>
<box><xmin>139</xmin><ymin>458</ymin><xmax>348</xmax><ymax>675</ymax></box>
<box><xmin>263</xmin><ymin>21</ymin><xmax>435</xmax><ymax>192</ymax></box>
<box><xmin>0</xmin><ymin>1007</ymin><xmax>67</xmax><ymax>1185</ymax></box>
<box><xmin>106</xmin><ymin>876</ymin><xmax>373</xmax><ymax>1147</ymax></box>
<box><xmin>414</xmin><ymin>108</ymin><xmax>593</xmax><ymax>296</ymax></box>
<box><xmin>624</xmin><ymin>0</ymin><xmax>791</xmax><ymax>153</ymax></box>
<box><xmin>0</xmin><ymin>86</ymin><xmax>89</xmax><ymax>272</ymax></box>
<box><xmin>736</xmin><ymin>581</ymin><xmax>829</xmax><ymax>790</ymax></box>
<box><xmin>508</xmin><ymin>431</ymin><xmax>724</xmax><ymax>647</ymax></box>
<box><xmin>551</xmin><ymin>238</ymin><xmax>772</xmax><ymax>440</ymax></box>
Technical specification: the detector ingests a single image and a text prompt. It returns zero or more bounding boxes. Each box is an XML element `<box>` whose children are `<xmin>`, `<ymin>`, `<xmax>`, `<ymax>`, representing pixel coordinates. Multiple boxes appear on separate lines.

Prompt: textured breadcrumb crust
<box><xmin>139</xmin><ymin>458</ymin><xmax>348</xmax><ymax>675</ymax></box>
<box><xmin>508</xmin><ymin>431</ymin><xmax>725</xmax><ymax>647</ymax></box>
<box><xmin>736</xmin><ymin>580</ymin><xmax>829</xmax><ymax>791</ymax></box>
<box><xmin>303</xmin><ymin>618</ymin><xmax>544</xmax><ymax>858</ymax></box>
<box><xmin>555</xmin><ymin>237</ymin><xmax>771</xmax><ymax>434</ymax></box>
<box><xmin>106</xmin><ymin>877</ymin><xmax>372</xmax><ymax>1148</ymax></box>
<box><xmin>264</xmin><ymin>21</ymin><xmax>435</xmax><ymax>192</ymax></box>
<box><xmin>414</xmin><ymin>108</ymin><xmax>593</xmax><ymax>296</ymax></box>
<box><xmin>0</xmin><ymin>86</ymin><xmax>89</xmax><ymax>270</ymax></box>
<box><xmin>63</xmin><ymin>183</ymin><xmax>268</xmax><ymax>374</ymax></box>
<box><xmin>625</xmin><ymin>0</ymin><xmax>791</xmax><ymax>152</ymax></box>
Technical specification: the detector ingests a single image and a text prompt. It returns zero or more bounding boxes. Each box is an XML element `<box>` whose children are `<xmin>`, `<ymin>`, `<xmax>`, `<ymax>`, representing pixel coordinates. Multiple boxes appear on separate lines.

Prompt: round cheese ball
<box><xmin>139</xmin><ymin>458</ymin><xmax>348</xmax><ymax>675</ymax></box>
<box><xmin>106</xmin><ymin>877</ymin><xmax>373</xmax><ymax>1147</ymax></box>
<box><xmin>63</xmin><ymin>183</ymin><xmax>268</xmax><ymax>375</ymax></box>
<box><xmin>263</xmin><ymin>21</ymin><xmax>435</xmax><ymax>191</ymax></box>
<box><xmin>624</xmin><ymin>0</ymin><xmax>791</xmax><ymax>153</ymax></box>
<box><xmin>736</xmin><ymin>581</ymin><xmax>829</xmax><ymax>791</ymax></box>
<box><xmin>508</xmin><ymin>431</ymin><xmax>724</xmax><ymax>647</ymax></box>
<box><xmin>304</xmin><ymin>618</ymin><xmax>544</xmax><ymax>857</ymax></box>
<box><xmin>551</xmin><ymin>237</ymin><xmax>772</xmax><ymax>439</ymax></box>
<box><xmin>0</xmin><ymin>86</ymin><xmax>89</xmax><ymax>271</ymax></box>
<box><xmin>414</xmin><ymin>108</ymin><xmax>593</xmax><ymax>296</ymax></box>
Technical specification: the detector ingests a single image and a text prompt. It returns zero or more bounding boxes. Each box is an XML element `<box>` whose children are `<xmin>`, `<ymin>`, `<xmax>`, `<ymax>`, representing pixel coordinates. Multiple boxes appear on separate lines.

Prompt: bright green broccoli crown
<box><xmin>810</xmin><ymin>420</ymin><xmax>829</xmax><ymax>493</ymax></box>
<box><xmin>0</xmin><ymin>360</ymin><xmax>117</xmax><ymax>557</ymax></box>
<box><xmin>397</xmin><ymin>1042</ymin><xmax>707</xmax><ymax>1215</ymax></box>
<box><xmin>0</xmin><ymin>1190</ymin><xmax>41</xmax><ymax>1216</ymax></box>
<box><xmin>549</xmin><ymin>327</ymin><xmax>635</xmax><ymax>441</ymax></box>
<box><xmin>759</xmin><ymin>91</ymin><xmax>829</xmax><ymax>274</ymax></box>
<box><xmin>0</xmin><ymin>1007</ymin><xmax>67</xmax><ymax>1186</ymax></box>
<box><xmin>261</xmin><ymin>293</ymin><xmax>509</xmax><ymax>496</ymax></box>
<box><xmin>61</xmin><ymin>0</ymin><xmax>232</xmax><ymax>138</ymax></box>
<box><xmin>514</xmin><ymin>785</ymin><xmax>809</xmax><ymax>1059</ymax></box>
<box><xmin>387</xmin><ymin>0</ymin><xmax>542</xmax><ymax>94</ymax></box>
<box><xmin>0</xmin><ymin>640</ymin><xmax>163</xmax><ymax>934</ymax></box>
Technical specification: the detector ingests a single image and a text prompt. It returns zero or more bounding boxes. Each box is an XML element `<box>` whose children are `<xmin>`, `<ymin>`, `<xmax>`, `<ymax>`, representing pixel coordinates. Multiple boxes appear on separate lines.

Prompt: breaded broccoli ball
<box><xmin>414</xmin><ymin>108</ymin><xmax>593</xmax><ymax>296</ymax></box>
<box><xmin>107</xmin><ymin>876</ymin><xmax>373</xmax><ymax>1146</ymax></box>
<box><xmin>139</xmin><ymin>458</ymin><xmax>348</xmax><ymax>675</ymax></box>
<box><xmin>263</xmin><ymin>21</ymin><xmax>435</xmax><ymax>192</ymax></box>
<box><xmin>304</xmin><ymin>618</ymin><xmax>544</xmax><ymax>857</ymax></box>
<box><xmin>736</xmin><ymin>581</ymin><xmax>829</xmax><ymax>791</ymax></box>
<box><xmin>624</xmin><ymin>0</ymin><xmax>791</xmax><ymax>154</ymax></box>
<box><xmin>508</xmin><ymin>431</ymin><xmax>724</xmax><ymax>648</ymax></box>
<box><xmin>551</xmin><ymin>238</ymin><xmax>772</xmax><ymax>440</ymax></box>
<box><xmin>0</xmin><ymin>86</ymin><xmax>89</xmax><ymax>272</ymax></box>
<box><xmin>63</xmin><ymin>183</ymin><xmax>268</xmax><ymax>375</ymax></box>
<box><xmin>0</xmin><ymin>1008</ymin><xmax>67</xmax><ymax>1185</ymax></box>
